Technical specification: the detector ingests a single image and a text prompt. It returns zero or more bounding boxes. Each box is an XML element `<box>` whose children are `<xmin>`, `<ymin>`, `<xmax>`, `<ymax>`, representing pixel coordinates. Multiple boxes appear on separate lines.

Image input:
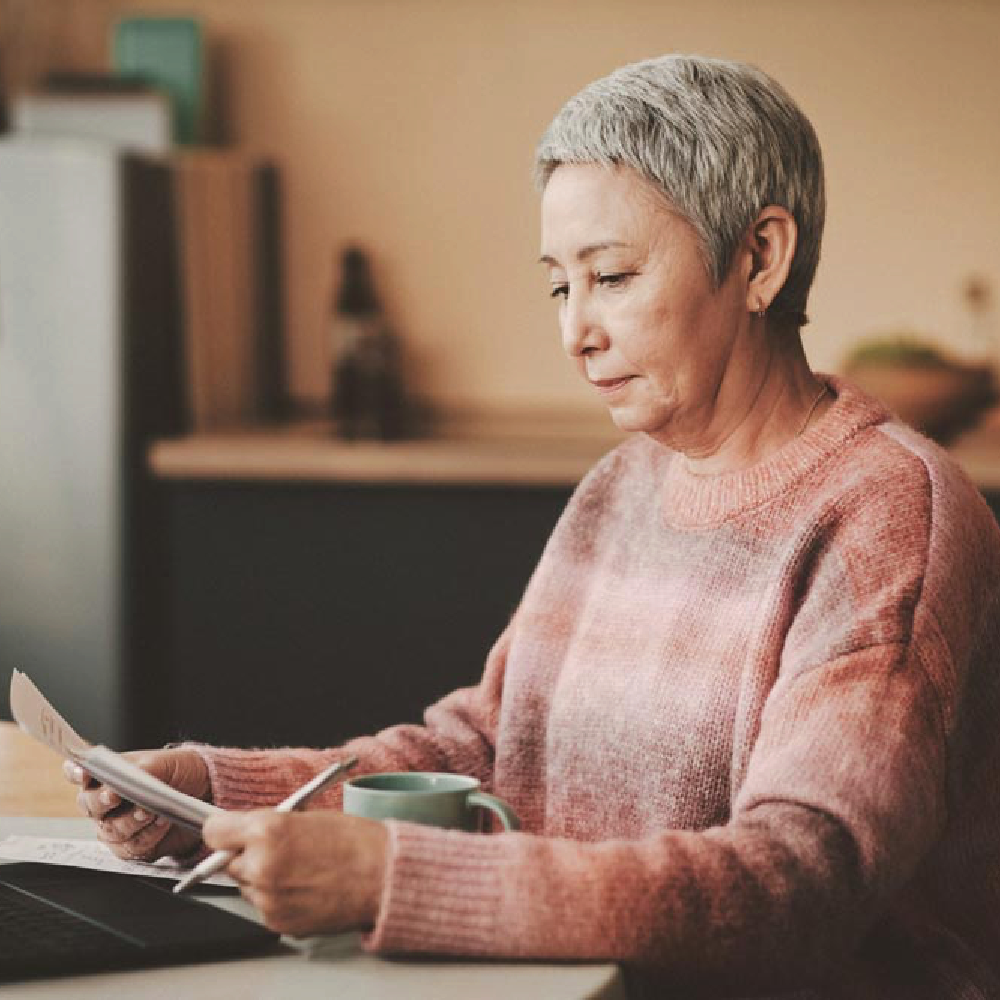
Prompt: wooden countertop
<box><xmin>149</xmin><ymin>418</ymin><xmax>625</xmax><ymax>487</ymax></box>
<box><xmin>148</xmin><ymin>413</ymin><xmax>1000</xmax><ymax>491</ymax></box>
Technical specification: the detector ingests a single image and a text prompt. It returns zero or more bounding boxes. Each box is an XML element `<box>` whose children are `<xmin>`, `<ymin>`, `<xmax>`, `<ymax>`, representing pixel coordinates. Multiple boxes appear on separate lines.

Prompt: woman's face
<box><xmin>539</xmin><ymin>163</ymin><xmax>753</xmax><ymax>453</ymax></box>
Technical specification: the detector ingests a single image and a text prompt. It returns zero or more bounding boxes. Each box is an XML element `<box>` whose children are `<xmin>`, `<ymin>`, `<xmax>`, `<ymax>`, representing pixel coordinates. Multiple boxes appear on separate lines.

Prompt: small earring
<box><xmin>755</xmin><ymin>303</ymin><xmax>767</xmax><ymax>320</ymax></box>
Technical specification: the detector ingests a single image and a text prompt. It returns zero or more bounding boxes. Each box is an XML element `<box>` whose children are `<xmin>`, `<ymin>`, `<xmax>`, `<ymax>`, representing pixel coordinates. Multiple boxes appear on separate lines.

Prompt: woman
<box><xmin>69</xmin><ymin>55</ymin><xmax>1000</xmax><ymax>997</ymax></box>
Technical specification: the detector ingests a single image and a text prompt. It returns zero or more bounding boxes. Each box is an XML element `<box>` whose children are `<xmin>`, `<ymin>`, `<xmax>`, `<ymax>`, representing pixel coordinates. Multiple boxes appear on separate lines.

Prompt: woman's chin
<box><xmin>607</xmin><ymin>404</ymin><xmax>659</xmax><ymax>436</ymax></box>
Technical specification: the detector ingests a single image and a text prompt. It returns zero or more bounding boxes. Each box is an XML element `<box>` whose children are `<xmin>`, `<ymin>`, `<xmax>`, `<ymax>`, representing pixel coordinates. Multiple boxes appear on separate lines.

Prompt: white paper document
<box><xmin>9</xmin><ymin>670</ymin><xmax>222</xmax><ymax>830</ymax></box>
<box><xmin>0</xmin><ymin>835</ymin><xmax>237</xmax><ymax>887</ymax></box>
<box><xmin>8</xmin><ymin>668</ymin><xmax>89</xmax><ymax>758</ymax></box>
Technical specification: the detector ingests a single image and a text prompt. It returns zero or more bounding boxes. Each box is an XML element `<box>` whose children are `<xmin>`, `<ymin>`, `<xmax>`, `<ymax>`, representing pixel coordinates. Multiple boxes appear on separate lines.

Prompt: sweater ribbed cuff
<box><xmin>365</xmin><ymin>820</ymin><xmax>506</xmax><ymax>956</ymax></box>
<box><xmin>183</xmin><ymin>744</ymin><xmax>342</xmax><ymax>812</ymax></box>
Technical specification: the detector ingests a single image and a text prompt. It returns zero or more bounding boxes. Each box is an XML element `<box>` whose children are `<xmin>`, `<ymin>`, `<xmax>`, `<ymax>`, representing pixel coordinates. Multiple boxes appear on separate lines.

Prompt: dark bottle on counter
<box><xmin>328</xmin><ymin>247</ymin><xmax>405</xmax><ymax>440</ymax></box>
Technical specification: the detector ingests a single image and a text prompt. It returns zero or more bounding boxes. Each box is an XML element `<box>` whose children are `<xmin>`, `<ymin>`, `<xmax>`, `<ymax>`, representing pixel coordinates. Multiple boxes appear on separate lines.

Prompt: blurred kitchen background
<box><xmin>1</xmin><ymin>0</ymin><xmax>998</xmax><ymax>751</ymax></box>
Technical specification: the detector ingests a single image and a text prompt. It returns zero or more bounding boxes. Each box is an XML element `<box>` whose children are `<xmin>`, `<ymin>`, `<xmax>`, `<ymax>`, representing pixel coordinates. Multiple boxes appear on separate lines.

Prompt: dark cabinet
<box><xmin>161</xmin><ymin>480</ymin><xmax>571</xmax><ymax>749</ymax></box>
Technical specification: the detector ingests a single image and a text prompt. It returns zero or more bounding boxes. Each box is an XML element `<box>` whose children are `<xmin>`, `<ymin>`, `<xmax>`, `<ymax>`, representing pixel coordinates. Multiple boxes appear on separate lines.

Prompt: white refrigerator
<box><xmin>0</xmin><ymin>136</ymin><xmax>184</xmax><ymax>747</ymax></box>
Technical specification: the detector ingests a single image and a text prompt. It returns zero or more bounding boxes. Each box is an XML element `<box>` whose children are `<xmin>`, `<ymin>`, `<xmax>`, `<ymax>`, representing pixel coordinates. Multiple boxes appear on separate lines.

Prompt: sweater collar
<box><xmin>659</xmin><ymin>375</ymin><xmax>891</xmax><ymax>527</ymax></box>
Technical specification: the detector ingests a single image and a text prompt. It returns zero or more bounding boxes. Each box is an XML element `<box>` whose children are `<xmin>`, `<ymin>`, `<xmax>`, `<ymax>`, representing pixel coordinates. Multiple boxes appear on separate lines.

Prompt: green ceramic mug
<box><xmin>342</xmin><ymin>772</ymin><xmax>520</xmax><ymax>831</ymax></box>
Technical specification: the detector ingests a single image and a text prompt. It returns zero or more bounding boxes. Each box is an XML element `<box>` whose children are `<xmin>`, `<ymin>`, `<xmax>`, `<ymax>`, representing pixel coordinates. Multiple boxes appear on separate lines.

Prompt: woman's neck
<box><xmin>677</xmin><ymin>338</ymin><xmax>831</xmax><ymax>476</ymax></box>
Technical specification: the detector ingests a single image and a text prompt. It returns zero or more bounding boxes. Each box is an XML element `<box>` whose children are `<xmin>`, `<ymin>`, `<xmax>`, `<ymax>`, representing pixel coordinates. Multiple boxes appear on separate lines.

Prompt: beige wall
<box><xmin>8</xmin><ymin>0</ymin><xmax>1000</xmax><ymax>418</ymax></box>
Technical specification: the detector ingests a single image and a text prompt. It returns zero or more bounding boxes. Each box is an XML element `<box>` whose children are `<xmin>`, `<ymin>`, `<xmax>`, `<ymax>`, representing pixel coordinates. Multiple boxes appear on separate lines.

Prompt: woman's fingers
<box><xmin>203</xmin><ymin>811</ymin><xmax>281</xmax><ymax>867</ymax></box>
<box><xmin>202</xmin><ymin>809</ymin><xmax>256</xmax><ymax>850</ymax></box>
<box><xmin>62</xmin><ymin>760</ymin><xmax>89</xmax><ymax>787</ymax></box>
<box><xmin>203</xmin><ymin>812</ymin><xmax>293</xmax><ymax>889</ymax></box>
<box><xmin>63</xmin><ymin>749</ymin><xmax>211</xmax><ymax>805</ymax></box>
<box><xmin>202</xmin><ymin>810</ymin><xmax>388</xmax><ymax>936</ymax></box>
<box><xmin>65</xmin><ymin>749</ymin><xmax>210</xmax><ymax>863</ymax></box>
<box><xmin>96</xmin><ymin>808</ymin><xmax>159</xmax><ymax>843</ymax></box>
<box><xmin>62</xmin><ymin>760</ymin><xmax>100</xmax><ymax>791</ymax></box>
<box><xmin>101</xmin><ymin>816</ymin><xmax>170</xmax><ymax>860</ymax></box>
<box><xmin>97</xmin><ymin>813</ymin><xmax>203</xmax><ymax>862</ymax></box>
<box><xmin>75</xmin><ymin>784</ymin><xmax>124</xmax><ymax>820</ymax></box>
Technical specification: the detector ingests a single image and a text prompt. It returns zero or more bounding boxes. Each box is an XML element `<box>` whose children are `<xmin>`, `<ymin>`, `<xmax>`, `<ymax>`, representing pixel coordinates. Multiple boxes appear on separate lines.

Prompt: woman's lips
<box><xmin>590</xmin><ymin>375</ymin><xmax>634</xmax><ymax>395</ymax></box>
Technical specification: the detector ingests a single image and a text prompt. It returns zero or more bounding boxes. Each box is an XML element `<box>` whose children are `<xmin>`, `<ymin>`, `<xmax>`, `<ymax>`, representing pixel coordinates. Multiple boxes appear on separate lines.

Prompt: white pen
<box><xmin>173</xmin><ymin>755</ymin><xmax>359</xmax><ymax>894</ymax></box>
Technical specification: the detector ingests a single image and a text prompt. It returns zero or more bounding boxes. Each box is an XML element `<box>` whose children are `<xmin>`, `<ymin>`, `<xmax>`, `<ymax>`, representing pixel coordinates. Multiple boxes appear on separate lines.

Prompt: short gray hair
<box><xmin>535</xmin><ymin>54</ymin><xmax>825</xmax><ymax>328</ymax></box>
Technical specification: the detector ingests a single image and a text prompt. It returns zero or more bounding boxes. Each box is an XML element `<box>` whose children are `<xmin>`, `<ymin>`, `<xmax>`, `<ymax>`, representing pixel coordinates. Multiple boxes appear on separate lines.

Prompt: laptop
<box><xmin>0</xmin><ymin>862</ymin><xmax>283</xmax><ymax>982</ymax></box>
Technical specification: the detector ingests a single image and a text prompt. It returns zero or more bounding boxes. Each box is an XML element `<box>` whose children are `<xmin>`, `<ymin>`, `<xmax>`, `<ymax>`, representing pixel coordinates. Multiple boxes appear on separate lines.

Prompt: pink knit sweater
<box><xmin>197</xmin><ymin>376</ymin><xmax>1000</xmax><ymax>998</ymax></box>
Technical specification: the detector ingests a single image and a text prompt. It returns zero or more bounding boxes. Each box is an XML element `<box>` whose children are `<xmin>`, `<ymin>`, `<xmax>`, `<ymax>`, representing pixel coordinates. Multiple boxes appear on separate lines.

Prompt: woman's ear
<box><xmin>744</xmin><ymin>206</ymin><xmax>797</xmax><ymax>315</ymax></box>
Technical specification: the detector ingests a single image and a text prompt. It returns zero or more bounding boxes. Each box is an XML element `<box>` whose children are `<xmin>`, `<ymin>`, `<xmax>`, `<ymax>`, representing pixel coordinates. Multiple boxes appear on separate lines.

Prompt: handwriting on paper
<box><xmin>0</xmin><ymin>836</ymin><xmax>236</xmax><ymax>887</ymax></box>
<box><xmin>40</xmin><ymin>706</ymin><xmax>77</xmax><ymax>757</ymax></box>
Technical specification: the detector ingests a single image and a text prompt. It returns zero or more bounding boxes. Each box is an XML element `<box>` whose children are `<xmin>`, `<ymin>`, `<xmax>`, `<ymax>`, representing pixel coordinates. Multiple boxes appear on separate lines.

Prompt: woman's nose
<box><xmin>560</xmin><ymin>292</ymin><xmax>607</xmax><ymax>358</ymax></box>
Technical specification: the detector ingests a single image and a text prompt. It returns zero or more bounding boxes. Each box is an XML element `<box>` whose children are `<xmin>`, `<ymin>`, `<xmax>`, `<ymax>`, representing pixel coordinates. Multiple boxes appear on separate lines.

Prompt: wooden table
<box><xmin>0</xmin><ymin>721</ymin><xmax>78</xmax><ymax>816</ymax></box>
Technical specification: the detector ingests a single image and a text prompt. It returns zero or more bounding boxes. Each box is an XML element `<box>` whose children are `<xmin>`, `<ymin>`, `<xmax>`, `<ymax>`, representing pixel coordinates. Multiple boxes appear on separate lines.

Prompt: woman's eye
<box><xmin>549</xmin><ymin>283</ymin><xmax>569</xmax><ymax>299</ymax></box>
<box><xmin>597</xmin><ymin>272</ymin><xmax>634</xmax><ymax>288</ymax></box>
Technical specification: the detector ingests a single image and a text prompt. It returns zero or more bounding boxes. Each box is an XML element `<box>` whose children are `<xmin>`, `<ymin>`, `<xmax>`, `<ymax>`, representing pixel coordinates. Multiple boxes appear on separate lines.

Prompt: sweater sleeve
<box><xmin>193</xmin><ymin>621</ymin><xmax>513</xmax><ymax>811</ymax></box>
<box><xmin>363</xmin><ymin>636</ymin><xmax>950</xmax><ymax>994</ymax></box>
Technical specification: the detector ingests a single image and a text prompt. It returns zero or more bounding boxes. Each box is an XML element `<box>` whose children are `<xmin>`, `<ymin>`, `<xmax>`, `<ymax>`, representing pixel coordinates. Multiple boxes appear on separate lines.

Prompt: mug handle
<box><xmin>466</xmin><ymin>791</ymin><xmax>520</xmax><ymax>831</ymax></box>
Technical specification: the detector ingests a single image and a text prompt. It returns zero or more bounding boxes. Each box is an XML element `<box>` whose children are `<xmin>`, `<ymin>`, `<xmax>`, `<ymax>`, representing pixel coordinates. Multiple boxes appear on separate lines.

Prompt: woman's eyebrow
<box><xmin>538</xmin><ymin>240</ymin><xmax>631</xmax><ymax>266</ymax></box>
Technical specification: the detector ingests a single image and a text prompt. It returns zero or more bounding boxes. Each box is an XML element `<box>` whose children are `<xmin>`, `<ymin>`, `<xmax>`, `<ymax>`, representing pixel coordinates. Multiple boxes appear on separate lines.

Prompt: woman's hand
<box><xmin>202</xmin><ymin>809</ymin><xmax>389</xmax><ymax>937</ymax></box>
<box><xmin>64</xmin><ymin>748</ymin><xmax>210</xmax><ymax>862</ymax></box>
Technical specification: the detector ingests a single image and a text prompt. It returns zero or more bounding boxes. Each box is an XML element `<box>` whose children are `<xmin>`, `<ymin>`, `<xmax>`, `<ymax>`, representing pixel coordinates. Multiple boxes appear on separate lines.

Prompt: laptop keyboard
<box><xmin>0</xmin><ymin>882</ymin><xmax>138</xmax><ymax>961</ymax></box>
<box><xmin>0</xmin><ymin>862</ymin><xmax>282</xmax><ymax>983</ymax></box>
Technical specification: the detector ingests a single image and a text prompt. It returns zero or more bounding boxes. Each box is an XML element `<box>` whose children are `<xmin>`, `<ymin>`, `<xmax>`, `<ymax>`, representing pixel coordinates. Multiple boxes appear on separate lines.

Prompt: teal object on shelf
<box><xmin>112</xmin><ymin>17</ymin><xmax>203</xmax><ymax>145</ymax></box>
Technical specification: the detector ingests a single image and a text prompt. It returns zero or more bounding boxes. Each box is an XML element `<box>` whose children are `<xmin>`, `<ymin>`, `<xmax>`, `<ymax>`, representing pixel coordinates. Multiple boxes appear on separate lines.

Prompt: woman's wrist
<box><xmin>163</xmin><ymin>743</ymin><xmax>214</xmax><ymax>803</ymax></box>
